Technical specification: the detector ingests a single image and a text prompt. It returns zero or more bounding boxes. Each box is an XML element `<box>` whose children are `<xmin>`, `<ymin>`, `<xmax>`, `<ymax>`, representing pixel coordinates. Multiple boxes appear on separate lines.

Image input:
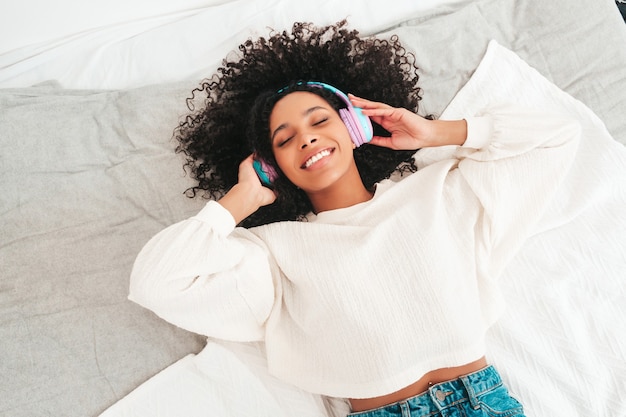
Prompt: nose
<box><xmin>300</xmin><ymin>137</ymin><xmax>317</xmax><ymax>149</ymax></box>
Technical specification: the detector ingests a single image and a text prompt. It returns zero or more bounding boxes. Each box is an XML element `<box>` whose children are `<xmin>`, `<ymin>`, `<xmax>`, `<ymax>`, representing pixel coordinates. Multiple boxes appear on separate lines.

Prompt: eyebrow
<box><xmin>271</xmin><ymin>106</ymin><xmax>327</xmax><ymax>142</ymax></box>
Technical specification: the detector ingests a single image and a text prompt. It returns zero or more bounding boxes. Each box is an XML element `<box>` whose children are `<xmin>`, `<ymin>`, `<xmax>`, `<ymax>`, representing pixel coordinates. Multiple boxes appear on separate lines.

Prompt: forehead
<box><xmin>269</xmin><ymin>91</ymin><xmax>331</xmax><ymax>124</ymax></box>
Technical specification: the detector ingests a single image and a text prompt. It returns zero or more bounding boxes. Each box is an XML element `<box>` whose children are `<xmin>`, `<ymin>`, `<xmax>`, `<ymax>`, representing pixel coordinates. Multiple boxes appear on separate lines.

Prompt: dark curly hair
<box><xmin>174</xmin><ymin>20</ymin><xmax>428</xmax><ymax>228</ymax></box>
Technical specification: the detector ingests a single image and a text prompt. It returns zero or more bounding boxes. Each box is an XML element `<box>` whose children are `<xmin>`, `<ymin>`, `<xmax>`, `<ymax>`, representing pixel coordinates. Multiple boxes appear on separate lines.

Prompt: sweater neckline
<box><xmin>306</xmin><ymin>180</ymin><xmax>392</xmax><ymax>223</ymax></box>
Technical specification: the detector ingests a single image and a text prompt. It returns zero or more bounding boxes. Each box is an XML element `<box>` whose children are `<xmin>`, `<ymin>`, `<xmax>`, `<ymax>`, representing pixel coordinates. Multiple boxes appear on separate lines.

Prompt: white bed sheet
<box><xmin>0</xmin><ymin>0</ymin><xmax>467</xmax><ymax>89</ymax></box>
<box><xmin>100</xmin><ymin>41</ymin><xmax>626</xmax><ymax>417</ymax></box>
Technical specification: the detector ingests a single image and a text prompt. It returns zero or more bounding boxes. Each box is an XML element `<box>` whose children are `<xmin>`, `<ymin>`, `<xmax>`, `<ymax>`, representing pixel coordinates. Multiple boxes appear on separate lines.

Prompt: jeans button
<box><xmin>435</xmin><ymin>389</ymin><xmax>452</xmax><ymax>402</ymax></box>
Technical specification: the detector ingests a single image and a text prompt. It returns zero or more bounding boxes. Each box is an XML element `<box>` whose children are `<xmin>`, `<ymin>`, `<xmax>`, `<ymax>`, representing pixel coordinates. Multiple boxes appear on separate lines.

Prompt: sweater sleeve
<box><xmin>456</xmin><ymin>104</ymin><xmax>581</xmax><ymax>280</ymax></box>
<box><xmin>128</xmin><ymin>200</ymin><xmax>275</xmax><ymax>342</ymax></box>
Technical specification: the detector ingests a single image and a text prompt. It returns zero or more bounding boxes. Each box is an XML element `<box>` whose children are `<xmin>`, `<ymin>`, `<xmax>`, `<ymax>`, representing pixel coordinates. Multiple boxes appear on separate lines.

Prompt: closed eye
<box><xmin>277</xmin><ymin>118</ymin><xmax>328</xmax><ymax>146</ymax></box>
<box><xmin>277</xmin><ymin>135</ymin><xmax>294</xmax><ymax>147</ymax></box>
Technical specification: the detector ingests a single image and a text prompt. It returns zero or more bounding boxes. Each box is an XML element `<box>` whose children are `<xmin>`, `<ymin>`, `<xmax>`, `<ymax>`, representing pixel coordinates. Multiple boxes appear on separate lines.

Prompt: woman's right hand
<box><xmin>218</xmin><ymin>155</ymin><xmax>277</xmax><ymax>224</ymax></box>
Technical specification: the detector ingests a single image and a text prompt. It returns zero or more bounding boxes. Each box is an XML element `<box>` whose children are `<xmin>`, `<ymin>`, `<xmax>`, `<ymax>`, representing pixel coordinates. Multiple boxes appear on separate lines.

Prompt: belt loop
<box><xmin>399</xmin><ymin>401</ymin><xmax>411</xmax><ymax>417</ymax></box>
<box><xmin>460</xmin><ymin>375</ymin><xmax>481</xmax><ymax>410</ymax></box>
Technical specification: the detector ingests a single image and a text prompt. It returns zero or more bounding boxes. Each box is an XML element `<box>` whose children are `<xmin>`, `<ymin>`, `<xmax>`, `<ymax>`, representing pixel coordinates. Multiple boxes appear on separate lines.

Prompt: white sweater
<box><xmin>129</xmin><ymin>104</ymin><xmax>580</xmax><ymax>399</ymax></box>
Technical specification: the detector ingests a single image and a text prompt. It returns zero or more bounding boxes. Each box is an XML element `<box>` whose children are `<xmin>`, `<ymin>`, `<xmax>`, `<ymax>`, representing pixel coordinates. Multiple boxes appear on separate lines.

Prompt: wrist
<box><xmin>428</xmin><ymin>119</ymin><xmax>468</xmax><ymax>147</ymax></box>
<box><xmin>218</xmin><ymin>183</ymin><xmax>263</xmax><ymax>225</ymax></box>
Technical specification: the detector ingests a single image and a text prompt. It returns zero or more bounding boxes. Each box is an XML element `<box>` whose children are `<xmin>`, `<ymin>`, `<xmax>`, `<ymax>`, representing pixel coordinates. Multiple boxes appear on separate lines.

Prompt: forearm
<box><xmin>427</xmin><ymin>119</ymin><xmax>468</xmax><ymax>147</ymax></box>
<box><xmin>128</xmin><ymin>201</ymin><xmax>274</xmax><ymax>340</ymax></box>
<box><xmin>455</xmin><ymin>105</ymin><xmax>581</xmax><ymax>278</ymax></box>
<box><xmin>459</xmin><ymin>105</ymin><xmax>581</xmax><ymax>159</ymax></box>
<box><xmin>218</xmin><ymin>183</ymin><xmax>266</xmax><ymax>225</ymax></box>
<box><xmin>129</xmin><ymin>203</ymin><xmax>240</xmax><ymax>297</ymax></box>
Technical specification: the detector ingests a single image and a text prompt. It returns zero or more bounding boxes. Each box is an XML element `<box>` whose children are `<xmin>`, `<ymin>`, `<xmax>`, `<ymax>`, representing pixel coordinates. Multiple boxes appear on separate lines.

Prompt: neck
<box><xmin>307</xmin><ymin>172</ymin><xmax>374</xmax><ymax>214</ymax></box>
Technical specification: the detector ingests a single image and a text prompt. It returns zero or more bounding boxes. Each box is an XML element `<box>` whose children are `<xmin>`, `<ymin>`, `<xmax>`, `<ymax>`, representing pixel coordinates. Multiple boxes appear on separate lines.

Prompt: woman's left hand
<box><xmin>349</xmin><ymin>94</ymin><xmax>467</xmax><ymax>149</ymax></box>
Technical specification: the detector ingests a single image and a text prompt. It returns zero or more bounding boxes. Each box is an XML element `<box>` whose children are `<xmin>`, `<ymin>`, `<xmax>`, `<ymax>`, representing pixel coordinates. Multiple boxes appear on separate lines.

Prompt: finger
<box><xmin>260</xmin><ymin>187</ymin><xmax>278</xmax><ymax>205</ymax></box>
<box><xmin>360</xmin><ymin>107</ymin><xmax>394</xmax><ymax>116</ymax></box>
<box><xmin>240</xmin><ymin>154</ymin><xmax>255</xmax><ymax>172</ymax></box>
<box><xmin>239</xmin><ymin>154</ymin><xmax>262</xmax><ymax>182</ymax></box>
<box><xmin>368</xmin><ymin>136</ymin><xmax>397</xmax><ymax>149</ymax></box>
<box><xmin>348</xmin><ymin>94</ymin><xmax>392</xmax><ymax>110</ymax></box>
<box><xmin>361</xmin><ymin>108</ymin><xmax>402</xmax><ymax>129</ymax></box>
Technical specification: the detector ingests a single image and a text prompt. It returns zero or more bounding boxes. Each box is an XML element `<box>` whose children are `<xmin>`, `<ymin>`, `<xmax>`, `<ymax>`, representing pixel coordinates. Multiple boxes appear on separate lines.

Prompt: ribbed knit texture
<box><xmin>129</xmin><ymin>104</ymin><xmax>580</xmax><ymax>398</ymax></box>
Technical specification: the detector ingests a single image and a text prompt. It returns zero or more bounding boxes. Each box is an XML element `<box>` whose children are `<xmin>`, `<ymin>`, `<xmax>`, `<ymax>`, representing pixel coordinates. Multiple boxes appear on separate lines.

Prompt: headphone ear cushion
<box><xmin>253</xmin><ymin>158</ymin><xmax>277</xmax><ymax>186</ymax></box>
<box><xmin>339</xmin><ymin>107</ymin><xmax>373</xmax><ymax>147</ymax></box>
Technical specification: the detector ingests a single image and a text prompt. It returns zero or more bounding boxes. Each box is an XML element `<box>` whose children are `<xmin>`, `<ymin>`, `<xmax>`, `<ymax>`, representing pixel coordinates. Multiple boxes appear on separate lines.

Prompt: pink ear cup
<box><xmin>340</xmin><ymin>108</ymin><xmax>368</xmax><ymax>147</ymax></box>
<box><xmin>253</xmin><ymin>158</ymin><xmax>278</xmax><ymax>185</ymax></box>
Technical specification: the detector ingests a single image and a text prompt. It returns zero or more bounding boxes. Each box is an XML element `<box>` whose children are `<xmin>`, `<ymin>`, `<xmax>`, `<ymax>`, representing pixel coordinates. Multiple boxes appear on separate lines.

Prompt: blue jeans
<box><xmin>347</xmin><ymin>366</ymin><xmax>525</xmax><ymax>417</ymax></box>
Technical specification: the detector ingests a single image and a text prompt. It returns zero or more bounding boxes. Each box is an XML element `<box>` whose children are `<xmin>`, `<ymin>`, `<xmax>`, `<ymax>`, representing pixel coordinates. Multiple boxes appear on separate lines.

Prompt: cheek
<box><xmin>273</xmin><ymin>149</ymin><xmax>298</xmax><ymax>179</ymax></box>
<box><xmin>272</xmin><ymin>150</ymin><xmax>287</xmax><ymax>169</ymax></box>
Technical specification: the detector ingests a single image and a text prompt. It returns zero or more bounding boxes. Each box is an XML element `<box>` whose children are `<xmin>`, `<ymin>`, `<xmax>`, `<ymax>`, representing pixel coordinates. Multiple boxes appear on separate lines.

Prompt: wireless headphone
<box><xmin>253</xmin><ymin>82</ymin><xmax>373</xmax><ymax>186</ymax></box>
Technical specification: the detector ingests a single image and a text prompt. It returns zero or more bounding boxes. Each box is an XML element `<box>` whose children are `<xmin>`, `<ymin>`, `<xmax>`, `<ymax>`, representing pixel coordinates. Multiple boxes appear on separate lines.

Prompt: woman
<box><xmin>129</xmin><ymin>21</ymin><xmax>580</xmax><ymax>416</ymax></box>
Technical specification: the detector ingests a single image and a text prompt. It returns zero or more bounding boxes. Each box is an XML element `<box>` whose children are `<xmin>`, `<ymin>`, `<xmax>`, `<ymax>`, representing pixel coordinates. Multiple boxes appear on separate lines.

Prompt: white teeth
<box><xmin>304</xmin><ymin>149</ymin><xmax>331</xmax><ymax>168</ymax></box>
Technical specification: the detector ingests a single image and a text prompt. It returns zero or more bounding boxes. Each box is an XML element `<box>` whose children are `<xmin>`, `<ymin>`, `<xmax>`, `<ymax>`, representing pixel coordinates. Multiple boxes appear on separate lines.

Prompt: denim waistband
<box><xmin>349</xmin><ymin>365</ymin><xmax>503</xmax><ymax>416</ymax></box>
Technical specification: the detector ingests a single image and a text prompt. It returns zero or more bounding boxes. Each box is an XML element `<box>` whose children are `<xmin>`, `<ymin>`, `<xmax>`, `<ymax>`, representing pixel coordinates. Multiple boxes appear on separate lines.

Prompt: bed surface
<box><xmin>1</xmin><ymin>0</ymin><xmax>625</xmax><ymax>416</ymax></box>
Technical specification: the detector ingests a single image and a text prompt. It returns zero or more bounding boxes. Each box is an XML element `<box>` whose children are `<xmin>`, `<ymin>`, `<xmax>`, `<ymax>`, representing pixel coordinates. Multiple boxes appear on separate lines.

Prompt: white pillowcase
<box><xmin>0</xmin><ymin>0</ymin><xmax>468</xmax><ymax>89</ymax></box>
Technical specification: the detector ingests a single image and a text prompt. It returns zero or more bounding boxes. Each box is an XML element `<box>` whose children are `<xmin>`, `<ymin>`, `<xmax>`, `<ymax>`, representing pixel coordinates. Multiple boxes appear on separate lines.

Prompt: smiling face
<box><xmin>269</xmin><ymin>91</ymin><xmax>363</xmax><ymax>196</ymax></box>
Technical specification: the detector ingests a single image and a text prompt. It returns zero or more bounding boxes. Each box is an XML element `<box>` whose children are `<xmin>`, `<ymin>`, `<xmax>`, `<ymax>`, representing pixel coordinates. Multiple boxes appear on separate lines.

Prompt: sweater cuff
<box><xmin>192</xmin><ymin>200</ymin><xmax>237</xmax><ymax>237</ymax></box>
<box><xmin>462</xmin><ymin>116</ymin><xmax>493</xmax><ymax>149</ymax></box>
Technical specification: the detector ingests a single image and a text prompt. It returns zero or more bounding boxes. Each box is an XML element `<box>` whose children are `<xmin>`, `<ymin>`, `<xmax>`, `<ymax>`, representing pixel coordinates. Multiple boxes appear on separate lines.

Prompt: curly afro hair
<box><xmin>174</xmin><ymin>20</ymin><xmax>428</xmax><ymax>228</ymax></box>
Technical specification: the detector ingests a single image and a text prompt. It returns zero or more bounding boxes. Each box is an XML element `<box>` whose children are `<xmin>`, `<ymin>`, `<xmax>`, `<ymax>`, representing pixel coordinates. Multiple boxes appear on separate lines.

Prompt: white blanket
<box><xmin>100</xmin><ymin>41</ymin><xmax>626</xmax><ymax>417</ymax></box>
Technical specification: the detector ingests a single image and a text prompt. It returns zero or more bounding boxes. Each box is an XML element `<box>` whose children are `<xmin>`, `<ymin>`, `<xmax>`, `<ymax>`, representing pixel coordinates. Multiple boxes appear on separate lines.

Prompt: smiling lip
<box><xmin>301</xmin><ymin>148</ymin><xmax>335</xmax><ymax>169</ymax></box>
